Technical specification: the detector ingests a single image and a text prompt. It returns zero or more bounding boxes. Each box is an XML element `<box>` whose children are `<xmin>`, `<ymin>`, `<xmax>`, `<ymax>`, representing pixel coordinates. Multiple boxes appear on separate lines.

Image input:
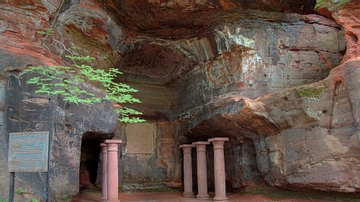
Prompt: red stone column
<box><xmin>100</xmin><ymin>143</ymin><xmax>108</xmax><ymax>202</ymax></box>
<box><xmin>105</xmin><ymin>139</ymin><xmax>122</xmax><ymax>202</ymax></box>
<box><xmin>208</xmin><ymin>137</ymin><xmax>229</xmax><ymax>201</ymax></box>
<box><xmin>179</xmin><ymin>144</ymin><xmax>194</xmax><ymax>197</ymax></box>
<box><xmin>192</xmin><ymin>141</ymin><xmax>210</xmax><ymax>200</ymax></box>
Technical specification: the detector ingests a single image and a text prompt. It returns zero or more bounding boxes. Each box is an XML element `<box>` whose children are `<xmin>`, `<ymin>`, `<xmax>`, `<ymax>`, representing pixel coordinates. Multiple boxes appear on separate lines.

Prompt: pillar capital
<box><xmin>179</xmin><ymin>144</ymin><xmax>194</xmax><ymax>148</ymax></box>
<box><xmin>192</xmin><ymin>141</ymin><xmax>209</xmax><ymax>152</ymax></box>
<box><xmin>100</xmin><ymin>143</ymin><xmax>108</xmax><ymax>153</ymax></box>
<box><xmin>105</xmin><ymin>139</ymin><xmax>122</xmax><ymax>144</ymax></box>
<box><xmin>192</xmin><ymin>141</ymin><xmax>210</xmax><ymax>145</ymax></box>
<box><xmin>208</xmin><ymin>137</ymin><xmax>229</xmax><ymax>142</ymax></box>
<box><xmin>179</xmin><ymin>144</ymin><xmax>194</xmax><ymax>154</ymax></box>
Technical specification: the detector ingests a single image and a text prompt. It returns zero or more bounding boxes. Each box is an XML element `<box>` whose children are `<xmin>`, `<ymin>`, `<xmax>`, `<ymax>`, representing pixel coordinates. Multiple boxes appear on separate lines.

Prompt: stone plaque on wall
<box><xmin>8</xmin><ymin>131</ymin><xmax>49</xmax><ymax>172</ymax></box>
<box><xmin>126</xmin><ymin>123</ymin><xmax>155</xmax><ymax>154</ymax></box>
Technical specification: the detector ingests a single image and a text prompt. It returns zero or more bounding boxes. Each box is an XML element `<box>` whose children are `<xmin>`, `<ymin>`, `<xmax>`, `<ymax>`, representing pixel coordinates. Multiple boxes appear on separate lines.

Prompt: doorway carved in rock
<box><xmin>79</xmin><ymin>131</ymin><xmax>113</xmax><ymax>189</ymax></box>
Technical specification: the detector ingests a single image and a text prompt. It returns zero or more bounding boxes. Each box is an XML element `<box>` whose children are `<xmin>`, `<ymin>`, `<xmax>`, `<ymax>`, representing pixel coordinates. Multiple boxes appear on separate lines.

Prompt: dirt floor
<box><xmin>71</xmin><ymin>188</ymin><xmax>360</xmax><ymax>202</ymax></box>
<box><xmin>72</xmin><ymin>192</ymin><xmax>326</xmax><ymax>202</ymax></box>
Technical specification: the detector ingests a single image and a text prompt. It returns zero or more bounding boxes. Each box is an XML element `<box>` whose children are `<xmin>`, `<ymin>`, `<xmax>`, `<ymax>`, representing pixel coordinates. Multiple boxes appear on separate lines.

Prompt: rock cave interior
<box><xmin>1</xmin><ymin>0</ymin><xmax>360</xmax><ymax>201</ymax></box>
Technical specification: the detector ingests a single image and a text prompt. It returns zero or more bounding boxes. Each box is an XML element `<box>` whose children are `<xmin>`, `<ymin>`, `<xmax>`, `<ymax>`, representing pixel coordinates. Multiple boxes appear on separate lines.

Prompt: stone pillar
<box><xmin>179</xmin><ymin>144</ymin><xmax>194</xmax><ymax>197</ymax></box>
<box><xmin>208</xmin><ymin>137</ymin><xmax>229</xmax><ymax>201</ymax></box>
<box><xmin>100</xmin><ymin>143</ymin><xmax>108</xmax><ymax>202</ymax></box>
<box><xmin>192</xmin><ymin>141</ymin><xmax>210</xmax><ymax>200</ymax></box>
<box><xmin>105</xmin><ymin>139</ymin><xmax>122</xmax><ymax>202</ymax></box>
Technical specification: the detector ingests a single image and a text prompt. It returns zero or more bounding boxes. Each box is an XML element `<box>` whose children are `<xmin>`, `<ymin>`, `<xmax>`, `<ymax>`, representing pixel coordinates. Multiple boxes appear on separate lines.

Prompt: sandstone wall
<box><xmin>173</xmin><ymin>1</ymin><xmax>360</xmax><ymax>193</ymax></box>
<box><xmin>0</xmin><ymin>51</ymin><xmax>118</xmax><ymax>200</ymax></box>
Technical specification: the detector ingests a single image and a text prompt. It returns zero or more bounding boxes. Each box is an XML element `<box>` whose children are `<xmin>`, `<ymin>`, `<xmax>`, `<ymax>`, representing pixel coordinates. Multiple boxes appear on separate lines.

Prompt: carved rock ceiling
<box><xmin>96</xmin><ymin>0</ymin><xmax>318</xmax><ymax>85</ymax></box>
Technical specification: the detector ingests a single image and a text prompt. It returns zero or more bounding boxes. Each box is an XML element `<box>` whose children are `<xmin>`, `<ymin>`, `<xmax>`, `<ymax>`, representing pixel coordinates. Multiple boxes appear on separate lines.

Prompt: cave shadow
<box><xmin>185</xmin><ymin>137</ymin><xmax>263</xmax><ymax>195</ymax></box>
<box><xmin>224</xmin><ymin>138</ymin><xmax>264</xmax><ymax>191</ymax></box>
<box><xmin>79</xmin><ymin>131</ymin><xmax>114</xmax><ymax>190</ymax></box>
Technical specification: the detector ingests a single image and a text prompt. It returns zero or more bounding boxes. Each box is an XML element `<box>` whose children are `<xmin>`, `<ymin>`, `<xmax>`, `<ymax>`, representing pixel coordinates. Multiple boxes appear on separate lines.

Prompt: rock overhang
<box><xmin>40</xmin><ymin>0</ymin><xmax>341</xmax><ymax>88</ymax></box>
<box><xmin>98</xmin><ymin>0</ymin><xmax>317</xmax><ymax>38</ymax></box>
<box><xmin>1</xmin><ymin>0</ymin><xmax>345</xmax><ymax>124</ymax></box>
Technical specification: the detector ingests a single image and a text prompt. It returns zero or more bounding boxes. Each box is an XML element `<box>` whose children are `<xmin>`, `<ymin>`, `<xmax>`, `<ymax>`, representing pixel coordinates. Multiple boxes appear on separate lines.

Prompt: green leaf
<box><xmin>27</xmin><ymin>77</ymin><xmax>41</xmax><ymax>84</ymax></box>
<box><xmin>119</xmin><ymin>116</ymin><xmax>146</xmax><ymax>123</ymax></box>
<box><xmin>25</xmin><ymin>53</ymin><xmax>145</xmax><ymax>123</ymax></box>
<box><xmin>37</xmin><ymin>31</ymin><xmax>46</xmax><ymax>35</ymax></box>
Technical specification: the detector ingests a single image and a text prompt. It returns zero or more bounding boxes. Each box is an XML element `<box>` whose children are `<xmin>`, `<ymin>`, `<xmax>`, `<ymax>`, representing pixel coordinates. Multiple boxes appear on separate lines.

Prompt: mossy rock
<box><xmin>295</xmin><ymin>86</ymin><xmax>325</xmax><ymax>99</ymax></box>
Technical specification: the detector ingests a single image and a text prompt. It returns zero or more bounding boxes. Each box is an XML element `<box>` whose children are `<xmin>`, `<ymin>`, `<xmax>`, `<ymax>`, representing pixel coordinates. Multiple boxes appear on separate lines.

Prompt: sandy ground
<box><xmin>72</xmin><ymin>191</ymin><xmax>332</xmax><ymax>202</ymax></box>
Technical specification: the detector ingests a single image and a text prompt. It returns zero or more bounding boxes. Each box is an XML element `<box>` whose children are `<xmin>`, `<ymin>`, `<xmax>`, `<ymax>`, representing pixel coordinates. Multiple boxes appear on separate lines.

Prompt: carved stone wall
<box><xmin>0</xmin><ymin>48</ymin><xmax>118</xmax><ymax>200</ymax></box>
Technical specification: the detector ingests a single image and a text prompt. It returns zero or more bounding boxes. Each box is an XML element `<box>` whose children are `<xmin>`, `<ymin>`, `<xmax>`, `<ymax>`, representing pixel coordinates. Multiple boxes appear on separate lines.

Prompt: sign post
<box><xmin>9</xmin><ymin>172</ymin><xmax>14</xmax><ymax>202</ymax></box>
<box><xmin>8</xmin><ymin>131</ymin><xmax>50</xmax><ymax>202</ymax></box>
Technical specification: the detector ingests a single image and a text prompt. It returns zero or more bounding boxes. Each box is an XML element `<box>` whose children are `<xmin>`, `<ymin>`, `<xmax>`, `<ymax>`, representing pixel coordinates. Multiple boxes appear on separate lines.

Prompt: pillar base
<box><xmin>182</xmin><ymin>192</ymin><xmax>194</xmax><ymax>198</ymax></box>
<box><xmin>213</xmin><ymin>196</ymin><xmax>228</xmax><ymax>201</ymax></box>
<box><xmin>106</xmin><ymin>199</ymin><xmax>120</xmax><ymax>202</ymax></box>
<box><xmin>196</xmin><ymin>194</ymin><xmax>209</xmax><ymax>200</ymax></box>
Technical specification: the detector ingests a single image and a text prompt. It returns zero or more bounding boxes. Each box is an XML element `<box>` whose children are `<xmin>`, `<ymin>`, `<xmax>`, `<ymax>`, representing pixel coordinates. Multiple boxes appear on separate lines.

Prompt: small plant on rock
<box><xmin>295</xmin><ymin>86</ymin><xmax>325</xmax><ymax>99</ymax></box>
<box><xmin>15</xmin><ymin>188</ymin><xmax>25</xmax><ymax>195</ymax></box>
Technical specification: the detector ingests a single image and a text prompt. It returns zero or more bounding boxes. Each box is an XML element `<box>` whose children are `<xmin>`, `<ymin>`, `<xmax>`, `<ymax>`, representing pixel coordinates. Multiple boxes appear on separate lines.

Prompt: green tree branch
<box><xmin>25</xmin><ymin>55</ymin><xmax>145</xmax><ymax>123</ymax></box>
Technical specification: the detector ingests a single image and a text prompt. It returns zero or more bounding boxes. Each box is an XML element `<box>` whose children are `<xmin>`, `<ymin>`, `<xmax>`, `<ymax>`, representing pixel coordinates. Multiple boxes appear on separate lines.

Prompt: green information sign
<box><xmin>8</xmin><ymin>131</ymin><xmax>50</xmax><ymax>172</ymax></box>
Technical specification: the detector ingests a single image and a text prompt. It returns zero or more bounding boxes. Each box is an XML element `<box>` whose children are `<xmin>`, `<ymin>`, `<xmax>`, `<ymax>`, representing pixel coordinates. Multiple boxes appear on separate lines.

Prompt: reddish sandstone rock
<box><xmin>332</xmin><ymin>6</ymin><xmax>360</xmax><ymax>62</ymax></box>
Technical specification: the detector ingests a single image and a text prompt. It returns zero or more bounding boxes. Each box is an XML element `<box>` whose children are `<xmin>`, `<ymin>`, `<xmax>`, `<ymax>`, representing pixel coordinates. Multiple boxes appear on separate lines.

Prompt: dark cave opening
<box><xmin>79</xmin><ymin>131</ymin><xmax>113</xmax><ymax>189</ymax></box>
<box><xmin>188</xmin><ymin>138</ymin><xmax>263</xmax><ymax>193</ymax></box>
<box><xmin>215</xmin><ymin>138</ymin><xmax>263</xmax><ymax>191</ymax></box>
<box><xmin>226</xmin><ymin>138</ymin><xmax>264</xmax><ymax>188</ymax></box>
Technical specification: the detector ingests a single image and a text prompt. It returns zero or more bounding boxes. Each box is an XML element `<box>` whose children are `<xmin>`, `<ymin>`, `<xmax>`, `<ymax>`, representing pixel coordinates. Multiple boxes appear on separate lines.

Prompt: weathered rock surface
<box><xmin>0</xmin><ymin>0</ymin><xmax>360</xmax><ymax>200</ymax></box>
<box><xmin>0</xmin><ymin>45</ymin><xmax>119</xmax><ymax>200</ymax></box>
